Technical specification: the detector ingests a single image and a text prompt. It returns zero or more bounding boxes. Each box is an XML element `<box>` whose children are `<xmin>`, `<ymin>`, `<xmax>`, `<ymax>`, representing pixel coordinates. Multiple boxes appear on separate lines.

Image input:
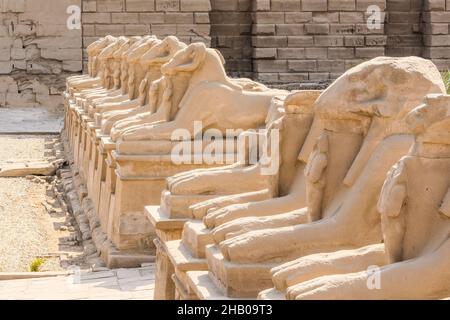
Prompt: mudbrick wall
<box><xmin>0</xmin><ymin>0</ymin><xmax>82</xmax><ymax>109</ymax></box>
<box><xmin>1</xmin><ymin>0</ymin><xmax>449</xmax><ymax>110</ymax></box>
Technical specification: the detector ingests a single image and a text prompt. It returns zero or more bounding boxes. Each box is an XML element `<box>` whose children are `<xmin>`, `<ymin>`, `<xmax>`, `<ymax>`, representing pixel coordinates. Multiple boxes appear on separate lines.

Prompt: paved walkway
<box><xmin>0</xmin><ymin>266</ymin><xmax>155</xmax><ymax>300</ymax></box>
<box><xmin>0</xmin><ymin>107</ymin><xmax>62</xmax><ymax>133</ymax></box>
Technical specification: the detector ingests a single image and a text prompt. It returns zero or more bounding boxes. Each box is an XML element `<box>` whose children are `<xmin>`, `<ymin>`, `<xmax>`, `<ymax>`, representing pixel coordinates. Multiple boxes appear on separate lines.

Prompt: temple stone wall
<box><xmin>0</xmin><ymin>0</ymin><xmax>82</xmax><ymax>109</ymax></box>
<box><xmin>81</xmin><ymin>0</ymin><xmax>212</xmax><ymax>70</ymax></box>
<box><xmin>251</xmin><ymin>0</ymin><xmax>387</xmax><ymax>83</ymax></box>
<box><xmin>0</xmin><ymin>0</ymin><xmax>449</xmax><ymax>111</ymax></box>
<box><xmin>210</xmin><ymin>0</ymin><xmax>253</xmax><ymax>78</ymax></box>
<box><xmin>422</xmin><ymin>0</ymin><xmax>450</xmax><ymax>70</ymax></box>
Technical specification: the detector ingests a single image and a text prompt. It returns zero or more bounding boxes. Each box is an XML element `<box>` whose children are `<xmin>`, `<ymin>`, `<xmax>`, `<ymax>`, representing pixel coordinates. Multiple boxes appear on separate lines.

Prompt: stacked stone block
<box><xmin>423</xmin><ymin>0</ymin><xmax>450</xmax><ymax>70</ymax></box>
<box><xmin>252</xmin><ymin>0</ymin><xmax>387</xmax><ymax>83</ymax></box>
<box><xmin>385</xmin><ymin>0</ymin><xmax>424</xmax><ymax>57</ymax></box>
<box><xmin>0</xmin><ymin>0</ymin><xmax>82</xmax><ymax>109</ymax></box>
<box><xmin>82</xmin><ymin>0</ymin><xmax>212</xmax><ymax>70</ymax></box>
<box><xmin>210</xmin><ymin>0</ymin><xmax>253</xmax><ymax>77</ymax></box>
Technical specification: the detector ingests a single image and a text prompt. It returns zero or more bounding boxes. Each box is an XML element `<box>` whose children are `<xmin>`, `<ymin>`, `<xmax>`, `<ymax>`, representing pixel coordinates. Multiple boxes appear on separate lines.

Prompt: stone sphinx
<box><xmin>96</xmin><ymin>41</ymin><xmax>286</xmax><ymax>268</ymax></box>
<box><xmin>110</xmin><ymin>43</ymin><xmax>272</xmax><ymax>142</ymax></box>
<box><xmin>163</xmin><ymin>91</ymin><xmax>321</xmax><ymax>214</ymax></box>
<box><xmin>66</xmin><ymin>36</ymin><xmax>127</xmax><ymax>166</ymax></box>
<box><xmin>86</xmin><ymin>35</ymin><xmax>159</xmax><ymax>117</ymax></box>
<box><xmin>266</xmin><ymin>93</ymin><xmax>450</xmax><ymax>300</ymax></box>
<box><xmin>91</xmin><ymin>36</ymin><xmax>160</xmax><ymax>117</ymax></box>
<box><xmin>76</xmin><ymin>37</ymin><xmax>131</xmax><ymax>104</ymax></box>
<box><xmin>66</xmin><ymin>36</ymin><xmax>117</xmax><ymax>92</ymax></box>
<box><xmin>180</xmin><ymin>57</ymin><xmax>445</xmax><ymax>298</ymax></box>
<box><xmin>117</xmin><ymin>42</ymin><xmax>285</xmax><ymax>142</ymax></box>
<box><xmin>149</xmin><ymin>90</ymin><xmax>319</xmax><ymax>299</ymax></box>
<box><xmin>83</xmin><ymin>36</ymin><xmax>144</xmax><ymax>107</ymax></box>
<box><xmin>100</xmin><ymin>36</ymin><xmax>187</xmax><ymax>135</ymax></box>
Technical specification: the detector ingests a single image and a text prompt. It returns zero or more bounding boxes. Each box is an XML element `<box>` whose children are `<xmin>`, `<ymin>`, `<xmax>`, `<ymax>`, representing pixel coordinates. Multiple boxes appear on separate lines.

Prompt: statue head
<box><xmin>406</xmin><ymin>94</ymin><xmax>450</xmax><ymax>137</ymax></box>
<box><xmin>140</xmin><ymin>36</ymin><xmax>187</xmax><ymax>68</ymax></box>
<box><xmin>314</xmin><ymin>57</ymin><xmax>445</xmax><ymax>123</ymax></box>
<box><xmin>87</xmin><ymin>35</ymin><xmax>116</xmax><ymax>56</ymax></box>
<box><xmin>126</xmin><ymin>37</ymin><xmax>160</xmax><ymax>64</ymax></box>
<box><xmin>299</xmin><ymin>57</ymin><xmax>446</xmax><ymax>186</ymax></box>
<box><xmin>98</xmin><ymin>37</ymin><xmax>124</xmax><ymax>61</ymax></box>
<box><xmin>161</xmin><ymin>42</ymin><xmax>225</xmax><ymax>76</ymax></box>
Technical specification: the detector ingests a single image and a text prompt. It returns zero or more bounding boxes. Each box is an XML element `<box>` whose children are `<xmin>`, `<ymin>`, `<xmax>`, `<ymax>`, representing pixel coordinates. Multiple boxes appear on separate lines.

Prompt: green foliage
<box><xmin>29</xmin><ymin>258</ymin><xmax>45</xmax><ymax>272</ymax></box>
<box><xmin>442</xmin><ymin>71</ymin><xmax>450</xmax><ymax>94</ymax></box>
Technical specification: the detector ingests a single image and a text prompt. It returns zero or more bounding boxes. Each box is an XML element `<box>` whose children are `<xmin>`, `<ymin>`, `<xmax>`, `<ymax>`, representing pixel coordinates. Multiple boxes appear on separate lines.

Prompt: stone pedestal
<box><xmin>110</xmin><ymin>151</ymin><xmax>214</xmax><ymax>251</ymax></box>
<box><xmin>147</xmin><ymin>189</ymin><xmax>228</xmax><ymax>299</ymax></box>
<box><xmin>72</xmin><ymin>107</ymin><xmax>85</xmax><ymax>170</ymax></box>
<box><xmin>166</xmin><ymin>240</ymin><xmax>207</xmax><ymax>300</ymax></box>
<box><xmin>86</xmin><ymin>126</ymin><xmax>101</xmax><ymax>208</ymax></box>
<box><xmin>186</xmin><ymin>271</ymin><xmax>245</xmax><ymax>300</ymax></box>
<box><xmin>146</xmin><ymin>206</ymin><xmax>187</xmax><ymax>300</ymax></box>
<box><xmin>204</xmin><ymin>245</ymin><xmax>276</xmax><ymax>298</ymax></box>
<box><xmin>80</xmin><ymin>117</ymin><xmax>94</xmax><ymax>182</ymax></box>
<box><xmin>91</xmin><ymin>131</ymin><xmax>108</xmax><ymax>217</ymax></box>
<box><xmin>98</xmin><ymin>137</ymin><xmax>118</xmax><ymax>237</ymax></box>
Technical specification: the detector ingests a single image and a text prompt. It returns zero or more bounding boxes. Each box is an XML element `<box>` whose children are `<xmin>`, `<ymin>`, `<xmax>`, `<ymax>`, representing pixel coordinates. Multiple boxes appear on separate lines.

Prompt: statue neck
<box><xmin>188</xmin><ymin>54</ymin><xmax>232</xmax><ymax>88</ymax></box>
<box><xmin>414</xmin><ymin>140</ymin><xmax>450</xmax><ymax>158</ymax></box>
<box><xmin>168</xmin><ymin>72</ymin><xmax>192</xmax><ymax>118</ymax></box>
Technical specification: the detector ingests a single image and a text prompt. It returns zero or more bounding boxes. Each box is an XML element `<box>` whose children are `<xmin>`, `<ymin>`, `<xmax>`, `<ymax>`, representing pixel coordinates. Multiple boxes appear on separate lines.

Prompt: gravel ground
<box><xmin>0</xmin><ymin>135</ymin><xmax>55</xmax><ymax>163</ymax></box>
<box><xmin>0</xmin><ymin>177</ymin><xmax>51</xmax><ymax>272</ymax></box>
<box><xmin>0</xmin><ymin>134</ymin><xmax>83</xmax><ymax>272</ymax></box>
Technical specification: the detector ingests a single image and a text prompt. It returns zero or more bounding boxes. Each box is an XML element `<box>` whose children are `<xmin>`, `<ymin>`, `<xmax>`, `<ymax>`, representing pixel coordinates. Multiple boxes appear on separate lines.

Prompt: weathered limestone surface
<box><xmin>263</xmin><ymin>93</ymin><xmax>450</xmax><ymax>300</ymax></box>
<box><xmin>155</xmin><ymin>56</ymin><xmax>446</xmax><ymax>299</ymax></box>
<box><xmin>0</xmin><ymin>0</ymin><xmax>82</xmax><ymax>110</ymax></box>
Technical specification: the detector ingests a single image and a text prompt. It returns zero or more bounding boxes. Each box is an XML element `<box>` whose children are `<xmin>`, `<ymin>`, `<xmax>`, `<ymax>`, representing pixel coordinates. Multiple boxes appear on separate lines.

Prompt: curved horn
<box><xmin>175</xmin><ymin>42</ymin><xmax>207</xmax><ymax>72</ymax></box>
<box><xmin>214</xmin><ymin>49</ymin><xmax>226</xmax><ymax>66</ymax></box>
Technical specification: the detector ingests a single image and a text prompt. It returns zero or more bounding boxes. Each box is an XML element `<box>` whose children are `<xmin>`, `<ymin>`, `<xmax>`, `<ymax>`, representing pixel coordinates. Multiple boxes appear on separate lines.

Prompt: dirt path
<box><xmin>0</xmin><ymin>135</ymin><xmax>85</xmax><ymax>272</ymax></box>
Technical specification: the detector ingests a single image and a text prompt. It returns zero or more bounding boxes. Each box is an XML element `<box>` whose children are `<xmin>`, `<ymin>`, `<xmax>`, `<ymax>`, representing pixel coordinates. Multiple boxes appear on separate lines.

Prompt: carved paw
<box><xmin>212</xmin><ymin>216</ymin><xmax>254</xmax><ymax>243</ymax></box>
<box><xmin>286</xmin><ymin>273</ymin><xmax>369</xmax><ymax>300</ymax></box>
<box><xmin>219</xmin><ymin>230</ymin><xmax>274</xmax><ymax>263</ymax></box>
<box><xmin>122</xmin><ymin>126</ymin><xmax>152</xmax><ymax>141</ymax></box>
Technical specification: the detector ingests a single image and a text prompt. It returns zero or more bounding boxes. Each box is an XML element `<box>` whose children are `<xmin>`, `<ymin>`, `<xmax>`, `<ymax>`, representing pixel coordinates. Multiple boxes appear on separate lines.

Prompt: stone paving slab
<box><xmin>0</xmin><ymin>108</ymin><xmax>63</xmax><ymax>133</ymax></box>
<box><xmin>0</xmin><ymin>267</ymin><xmax>155</xmax><ymax>300</ymax></box>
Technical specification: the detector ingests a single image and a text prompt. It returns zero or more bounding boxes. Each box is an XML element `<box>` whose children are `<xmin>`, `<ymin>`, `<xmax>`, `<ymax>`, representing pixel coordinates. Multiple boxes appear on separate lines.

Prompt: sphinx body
<box><xmin>273</xmin><ymin>93</ymin><xmax>450</xmax><ymax>300</ymax></box>
<box><xmin>110</xmin><ymin>43</ymin><xmax>280</xmax><ymax>143</ymax></box>
<box><xmin>90</xmin><ymin>36</ymin><xmax>162</xmax><ymax>123</ymax></box>
<box><xmin>99</xmin><ymin>36</ymin><xmax>188</xmax><ymax>135</ymax></box>
<box><xmin>156</xmin><ymin>91</ymin><xmax>320</xmax><ymax>224</ymax></box>
<box><xmin>214</xmin><ymin>57</ymin><xmax>445</xmax><ymax>266</ymax></box>
<box><xmin>116</xmin><ymin>42</ymin><xmax>287</xmax><ymax>143</ymax></box>
<box><xmin>66</xmin><ymin>36</ymin><xmax>117</xmax><ymax>92</ymax></box>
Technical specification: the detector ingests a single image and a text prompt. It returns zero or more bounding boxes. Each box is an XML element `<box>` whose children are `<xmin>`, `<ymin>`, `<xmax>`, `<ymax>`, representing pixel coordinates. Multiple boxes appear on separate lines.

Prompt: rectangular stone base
<box><xmin>186</xmin><ymin>271</ymin><xmax>245</xmax><ymax>300</ymax></box>
<box><xmin>205</xmin><ymin>245</ymin><xmax>276</xmax><ymax>298</ymax></box>
<box><xmin>147</xmin><ymin>206</ymin><xmax>187</xmax><ymax>300</ymax></box>
<box><xmin>166</xmin><ymin>240</ymin><xmax>208</xmax><ymax>273</ymax></box>
<box><xmin>182</xmin><ymin>220</ymin><xmax>214</xmax><ymax>259</ymax></box>
<box><xmin>146</xmin><ymin>206</ymin><xmax>187</xmax><ymax>241</ymax></box>
<box><xmin>166</xmin><ymin>240</ymin><xmax>208</xmax><ymax>300</ymax></box>
<box><xmin>153</xmin><ymin>237</ymin><xmax>176</xmax><ymax>300</ymax></box>
<box><xmin>172</xmin><ymin>273</ymin><xmax>199</xmax><ymax>300</ymax></box>
<box><xmin>103</xmin><ymin>245</ymin><xmax>155</xmax><ymax>269</ymax></box>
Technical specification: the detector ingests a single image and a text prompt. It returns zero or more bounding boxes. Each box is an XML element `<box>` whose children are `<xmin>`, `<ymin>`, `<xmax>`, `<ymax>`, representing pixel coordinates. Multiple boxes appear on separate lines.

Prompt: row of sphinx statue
<box><xmin>64</xmin><ymin>34</ymin><xmax>450</xmax><ymax>300</ymax></box>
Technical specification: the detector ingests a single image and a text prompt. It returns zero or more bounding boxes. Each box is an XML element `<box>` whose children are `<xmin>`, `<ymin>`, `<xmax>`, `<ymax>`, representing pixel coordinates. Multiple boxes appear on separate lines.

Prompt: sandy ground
<box><xmin>0</xmin><ymin>135</ymin><xmax>53</xmax><ymax>163</ymax></box>
<box><xmin>0</xmin><ymin>135</ymin><xmax>84</xmax><ymax>272</ymax></box>
<box><xmin>0</xmin><ymin>178</ymin><xmax>52</xmax><ymax>272</ymax></box>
